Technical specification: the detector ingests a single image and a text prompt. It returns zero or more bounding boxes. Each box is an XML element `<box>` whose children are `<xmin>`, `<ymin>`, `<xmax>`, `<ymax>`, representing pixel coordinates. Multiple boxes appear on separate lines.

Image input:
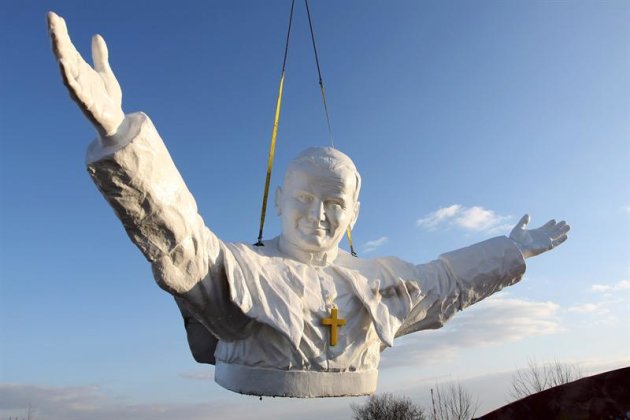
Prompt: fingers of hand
<box><xmin>49</xmin><ymin>12</ymin><xmax>89</xmax><ymax>83</ymax></box>
<box><xmin>542</xmin><ymin>220</ymin><xmax>569</xmax><ymax>239</ymax></box>
<box><xmin>552</xmin><ymin>235</ymin><xmax>567</xmax><ymax>248</ymax></box>
<box><xmin>48</xmin><ymin>12</ymin><xmax>78</xmax><ymax>61</ymax></box>
<box><xmin>47</xmin><ymin>11</ymin><xmax>66</xmax><ymax>41</ymax></box>
<box><xmin>552</xmin><ymin>221</ymin><xmax>570</xmax><ymax>238</ymax></box>
<box><xmin>510</xmin><ymin>214</ymin><xmax>530</xmax><ymax>242</ymax></box>
<box><xmin>516</xmin><ymin>214</ymin><xmax>530</xmax><ymax>229</ymax></box>
<box><xmin>541</xmin><ymin>219</ymin><xmax>556</xmax><ymax>230</ymax></box>
<box><xmin>92</xmin><ymin>34</ymin><xmax>111</xmax><ymax>73</ymax></box>
<box><xmin>91</xmin><ymin>35</ymin><xmax>122</xmax><ymax>105</ymax></box>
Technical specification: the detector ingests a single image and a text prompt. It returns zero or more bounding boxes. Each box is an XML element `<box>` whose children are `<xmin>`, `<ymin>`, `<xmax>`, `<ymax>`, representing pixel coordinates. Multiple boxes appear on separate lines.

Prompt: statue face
<box><xmin>277</xmin><ymin>164</ymin><xmax>358</xmax><ymax>254</ymax></box>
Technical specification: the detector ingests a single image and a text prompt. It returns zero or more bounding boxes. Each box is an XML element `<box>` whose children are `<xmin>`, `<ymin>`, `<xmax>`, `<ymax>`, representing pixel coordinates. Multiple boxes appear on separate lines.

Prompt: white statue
<box><xmin>47</xmin><ymin>12</ymin><xmax>570</xmax><ymax>398</ymax></box>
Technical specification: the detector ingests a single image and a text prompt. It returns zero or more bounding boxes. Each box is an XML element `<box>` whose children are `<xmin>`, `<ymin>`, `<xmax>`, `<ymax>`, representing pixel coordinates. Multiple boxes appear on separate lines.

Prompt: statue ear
<box><xmin>275</xmin><ymin>186</ymin><xmax>283</xmax><ymax>216</ymax></box>
<box><xmin>350</xmin><ymin>201</ymin><xmax>360</xmax><ymax>230</ymax></box>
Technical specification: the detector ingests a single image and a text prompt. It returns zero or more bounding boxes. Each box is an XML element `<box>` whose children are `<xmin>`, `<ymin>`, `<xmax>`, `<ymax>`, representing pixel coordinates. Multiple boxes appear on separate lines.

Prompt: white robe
<box><xmin>86</xmin><ymin>112</ymin><xmax>526</xmax><ymax>397</ymax></box>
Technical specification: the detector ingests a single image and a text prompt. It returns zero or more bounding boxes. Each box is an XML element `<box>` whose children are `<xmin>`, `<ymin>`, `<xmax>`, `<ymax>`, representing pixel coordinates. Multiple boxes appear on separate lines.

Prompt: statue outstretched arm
<box><xmin>392</xmin><ymin>214</ymin><xmax>569</xmax><ymax>337</ymax></box>
<box><xmin>391</xmin><ymin>236</ymin><xmax>526</xmax><ymax>337</ymax></box>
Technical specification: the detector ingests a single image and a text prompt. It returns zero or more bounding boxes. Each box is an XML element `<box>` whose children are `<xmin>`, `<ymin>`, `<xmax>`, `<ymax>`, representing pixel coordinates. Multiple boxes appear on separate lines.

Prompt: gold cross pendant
<box><xmin>321</xmin><ymin>307</ymin><xmax>346</xmax><ymax>346</ymax></box>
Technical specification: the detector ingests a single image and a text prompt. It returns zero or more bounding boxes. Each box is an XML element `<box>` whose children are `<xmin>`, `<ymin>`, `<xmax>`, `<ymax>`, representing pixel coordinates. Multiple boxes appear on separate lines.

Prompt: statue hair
<box><xmin>284</xmin><ymin>147</ymin><xmax>362</xmax><ymax>202</ymax></box>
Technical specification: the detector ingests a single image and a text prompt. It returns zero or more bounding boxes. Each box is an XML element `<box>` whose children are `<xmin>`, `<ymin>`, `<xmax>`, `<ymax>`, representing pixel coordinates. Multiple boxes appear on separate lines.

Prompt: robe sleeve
<box><xmin>85</xmin><ymin>112</ymin><xmax>252</xmax><ymax>345</ymax></box>
<box><xmin>393</xmin><ymin>236</ymin><xmax>526</xmax><ymax>338</ymax></box>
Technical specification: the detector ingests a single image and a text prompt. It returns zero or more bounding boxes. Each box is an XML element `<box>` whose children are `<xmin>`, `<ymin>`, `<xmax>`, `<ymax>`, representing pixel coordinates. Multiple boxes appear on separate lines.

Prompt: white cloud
<box><xmin>362</xmin><ymin>236</ymin><xmax>389</xmax><ymax>253</ymax></box>
<box><xmin>416</xmin><ymin>205</ymin><xmax>463</xmax><ymax>229</ymax></box>
<box><xmin>0</xmin><ymin>383</ymin><xmax>351</xmax><ymax>420</ymax></box>
<box><xmin>567</xmin><ymin>303</ymin><xmax>607</xmax><ymax>314</ymax></box>
<box><xmin>381</xmin><ymin>294</ymin><xmax>560</xmax><ymax>368</ymax></box>
<box><xmin>567</xmin><ymin>280</ymin><xmax>630</xmax><ymax>327</ymax></box>
<box><xmin>416</xmin><ymin>205</ymin><xmax>512</xmax><ymax>233</ymax></box>
<box><xmin>590</xmin><ymin>280</ymin><xmax>630</xmax><ymax>293</ymax></box>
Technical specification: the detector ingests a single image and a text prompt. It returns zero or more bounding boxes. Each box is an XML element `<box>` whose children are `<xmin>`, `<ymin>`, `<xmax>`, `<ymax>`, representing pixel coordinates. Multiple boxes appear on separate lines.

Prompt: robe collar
<box><xmin>277</xmin><ymin>235</ymin><xmax>338</xmax><ymax>267</ymax></box>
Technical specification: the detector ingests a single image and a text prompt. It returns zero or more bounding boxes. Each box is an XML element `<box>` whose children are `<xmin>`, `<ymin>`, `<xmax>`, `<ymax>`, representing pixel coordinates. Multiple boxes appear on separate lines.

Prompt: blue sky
<box><xmin>1</xmin><ymin>1</ymin><xmax>628</xmax><ymax>418</ymax></box>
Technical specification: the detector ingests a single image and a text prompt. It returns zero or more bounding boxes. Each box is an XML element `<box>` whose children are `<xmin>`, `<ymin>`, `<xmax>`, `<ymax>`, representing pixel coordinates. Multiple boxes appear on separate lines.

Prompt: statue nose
<box><xmin>308</xmin><ymin>200</ymin><xmax>326</xmax><ymax>221</ymax></box>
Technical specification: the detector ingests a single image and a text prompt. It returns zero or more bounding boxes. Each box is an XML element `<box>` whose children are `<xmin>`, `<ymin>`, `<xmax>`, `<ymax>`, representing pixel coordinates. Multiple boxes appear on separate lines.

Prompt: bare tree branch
<box><xmin>510</xmin><ymin>359</ymin><xmax>583</xmax><ymax>400</ymax></box>
<box><xmin>432</xmin><ymin>382</ymin><xmax>479</xmax><ymax>420</ymax></box>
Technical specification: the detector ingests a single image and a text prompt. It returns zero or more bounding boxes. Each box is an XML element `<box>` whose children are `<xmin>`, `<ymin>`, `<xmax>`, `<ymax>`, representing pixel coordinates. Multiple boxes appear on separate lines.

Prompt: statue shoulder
<box><xmin>334</xmin><ymin>251</ymin><xmax>413</xmax><ymax>276</ymax></box>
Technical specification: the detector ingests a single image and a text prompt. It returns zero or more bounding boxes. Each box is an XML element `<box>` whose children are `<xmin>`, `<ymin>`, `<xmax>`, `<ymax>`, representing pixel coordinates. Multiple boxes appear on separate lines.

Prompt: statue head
<box><xmin>275</xmin><ymin>147</ymin><xmax>361</xmax><ymax>254</ymax></box>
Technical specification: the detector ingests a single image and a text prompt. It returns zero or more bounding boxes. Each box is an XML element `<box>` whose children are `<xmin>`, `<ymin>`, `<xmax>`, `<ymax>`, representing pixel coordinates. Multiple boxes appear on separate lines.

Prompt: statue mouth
<box><xmin>300</xmin><ymin>224</ymin><xmax>330</xmax><ymax>236</ymax></box>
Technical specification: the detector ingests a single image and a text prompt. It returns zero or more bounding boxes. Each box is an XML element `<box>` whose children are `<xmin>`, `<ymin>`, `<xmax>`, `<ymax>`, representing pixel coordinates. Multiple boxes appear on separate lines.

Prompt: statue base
<box><xmin>214</xmin><ymin>362</ymin><xmax>378</xmax><ymax>397</ymax></box>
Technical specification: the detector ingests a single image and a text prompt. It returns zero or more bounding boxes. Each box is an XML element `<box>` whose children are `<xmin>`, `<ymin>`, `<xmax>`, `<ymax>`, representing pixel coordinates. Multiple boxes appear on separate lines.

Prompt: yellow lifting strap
<box><xmin>255</xmin><ymin>73</ymin><xmax>285</xmax><ymax>247</ymax></box>
<box><xmin>347</xmin><ymin>228</ymin><xmax>357</xmax><ymax>257</ymax></box>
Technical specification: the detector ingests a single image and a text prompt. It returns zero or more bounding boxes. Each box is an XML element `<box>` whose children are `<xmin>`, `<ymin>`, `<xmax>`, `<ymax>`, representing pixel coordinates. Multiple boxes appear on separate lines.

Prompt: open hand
<box><xmin>48</xmin><ymin>12</ymin><xmax>124</xmax><ymax>138</ymax></box>
<box><xmin>509</xmin><ymin>214</ymin><xmax>570</xmax><ymax>259</ymax></box>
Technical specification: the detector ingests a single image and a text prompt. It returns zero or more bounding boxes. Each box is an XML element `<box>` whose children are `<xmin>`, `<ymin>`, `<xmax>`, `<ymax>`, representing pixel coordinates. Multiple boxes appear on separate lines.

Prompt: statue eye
<box><xmin>326</xmin><ymin>199</ymin><xmax>345</xmax><ymax>209</ymax></box>
<box><xmin>296</xmin><ymin>193</ymin><xmax>313</xmax><ymax>203</ymax></box>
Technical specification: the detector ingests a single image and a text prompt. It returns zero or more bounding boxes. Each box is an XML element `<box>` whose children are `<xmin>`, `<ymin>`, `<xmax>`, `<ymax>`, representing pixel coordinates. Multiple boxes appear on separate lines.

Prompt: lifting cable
<box><xmin>305</xmin><ymin>0</ymin><xmax>334</xmax><ymax>149</ymax></box>
<box><xmin>304</xmin><ymin>0</ymin><xmax>357</xmax><ymax>257</ymax></box>
<box><xmin>255</xmin><ymin>0</ymin><xmax>358</xmax><ymax>257</ymax></box>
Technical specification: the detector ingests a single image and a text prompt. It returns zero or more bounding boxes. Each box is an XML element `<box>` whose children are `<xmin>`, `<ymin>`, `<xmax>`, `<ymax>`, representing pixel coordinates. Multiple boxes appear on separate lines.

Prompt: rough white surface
<box><xmin>48</xmin><ymin>11</ymin><xmax>570</xmax><ymax>398</ymax></box>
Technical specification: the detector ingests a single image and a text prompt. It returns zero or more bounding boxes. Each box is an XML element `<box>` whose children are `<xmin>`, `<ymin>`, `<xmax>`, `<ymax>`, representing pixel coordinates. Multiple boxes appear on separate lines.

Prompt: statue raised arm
<box><xmin>47</xmin><ymin>11</ymin><xmax>253</xmax><ymax>347</ymax></box>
